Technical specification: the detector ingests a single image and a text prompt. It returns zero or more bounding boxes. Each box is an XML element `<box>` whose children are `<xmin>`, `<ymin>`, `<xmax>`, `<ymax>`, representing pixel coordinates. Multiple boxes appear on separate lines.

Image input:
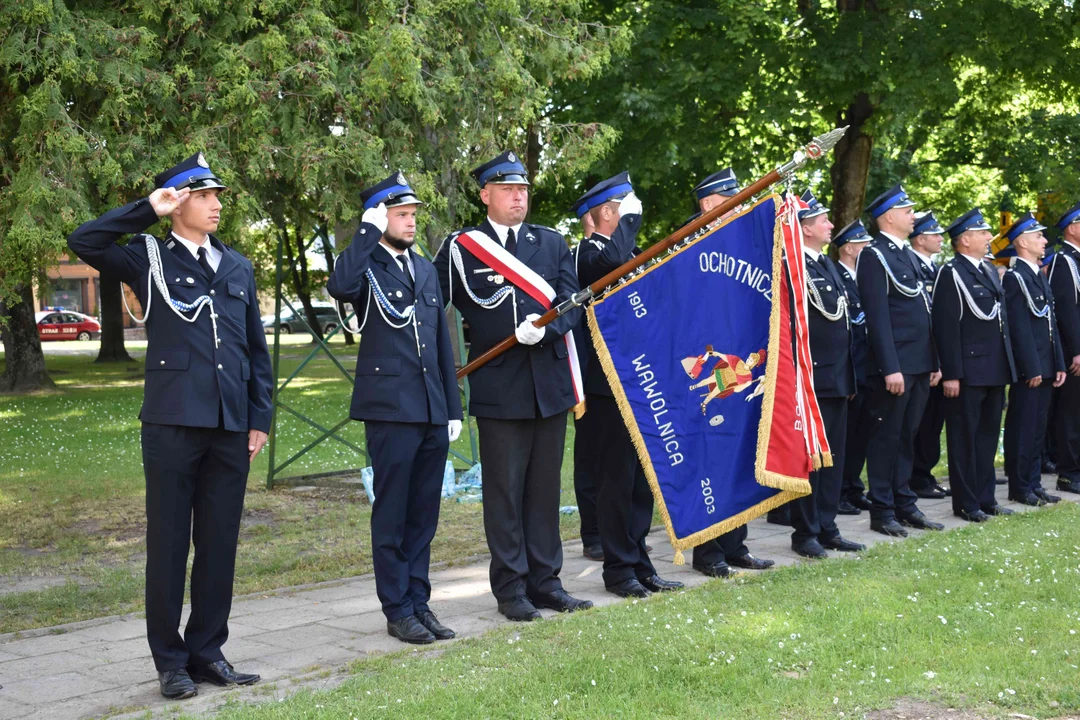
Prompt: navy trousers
<box><xmin>365</xmin><ymin>421</ymin><xmax>448</xmax><ymax>622</ymax></box>
<box><xmin>1005</xmin><ymin>382</ymin><xmax>1053</xmax><ymax>498</ymax></box>
<box><xmin>863</xmin><ymin>373</ymin><xmax>928</xmax><ymax>522</ymax></box>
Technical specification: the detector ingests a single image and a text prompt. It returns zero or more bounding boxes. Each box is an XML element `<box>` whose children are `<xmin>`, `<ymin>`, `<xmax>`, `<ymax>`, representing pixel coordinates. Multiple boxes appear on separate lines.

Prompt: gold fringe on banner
<box><xmin>587</xmin><ymin>195</ymin><xmax>808</xmax><ymax>557</ymax></box>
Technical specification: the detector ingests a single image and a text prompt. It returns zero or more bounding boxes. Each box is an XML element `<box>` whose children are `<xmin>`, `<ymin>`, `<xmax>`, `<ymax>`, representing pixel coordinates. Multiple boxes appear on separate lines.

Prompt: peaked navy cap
<box><xmin>694</xmin><ymin>167</ymin><xmax>739</xmax><ymax>200</ymax></box>
<box><xmin>833</xmin><ymin>219</ymin><xmax>872</xmax><ymax>247</ymax></box>
<box><xmin>471</xmin><ymin>151</ymin><xmax>530</xmax><ymax>187</ymax></box>
<box><xmin>572</xmin><ymin>172</ymin><xmax>633</xmax><ymax>218</ymax></box>
<box><xmin>865</xmin><ymin>183</ymin><xmax>915</xmax><ymax>218</ymax></box>
<box><xmin>359</xmin><ymin>171</ymin><xmax>423</xmax><ymax>210</ymax></box>
<box><xmin>154</xmin><ymin>152</ymin><xmax>227</xmax><ymax>192</ymax></box>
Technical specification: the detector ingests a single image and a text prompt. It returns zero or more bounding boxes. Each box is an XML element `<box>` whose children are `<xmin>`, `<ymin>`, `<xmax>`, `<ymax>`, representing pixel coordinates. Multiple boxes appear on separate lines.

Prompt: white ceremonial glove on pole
<box><xmin>362</xmin><ymin>202</ymin><xmax>388</xmax><ymax>234</ymax></box>
<box><xmin>515</xmin><ymin>314</ymin><xmax>545</xmax><ymax>345</ymax></box>
<box><xmin>619</xmin><ymin>192</ymin><xmax>642</xmax><ymax>218</ymax></box>
<box><xmin>448</xmin><ymin>419</ymin><xmax>462</xmax><ymax>443</ymax></box>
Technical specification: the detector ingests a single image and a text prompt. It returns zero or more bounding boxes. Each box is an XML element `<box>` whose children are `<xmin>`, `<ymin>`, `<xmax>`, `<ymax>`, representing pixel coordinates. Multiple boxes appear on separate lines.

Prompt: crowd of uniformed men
<box><xmin>67</xmin><ymin>150</ymin><xmax>1080</xmax><ymax>699</ymax></box>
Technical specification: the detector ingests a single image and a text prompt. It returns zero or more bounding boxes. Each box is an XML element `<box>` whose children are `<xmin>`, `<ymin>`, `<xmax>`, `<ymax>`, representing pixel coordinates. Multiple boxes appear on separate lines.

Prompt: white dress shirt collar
<box><xmin>840</xmin><ymin>260</ymin><xmax>856</xmax><ymax>279</ymax></box>
<box><xmin>1018</xmin><ymin>256</ymin><xmax>1041</xmax><ymax>275</ymax></box>
<box><xmin>880</xmin><ymin>231</ymin><xmax>909</xmax><ymax>250</ymax></box>
<box><xmin>172</xmin><ymin>231</ymin><xmax>220</xmax><ymax>271</ymax></box>
<box><xmin>804</xmin><ymin>246</ymin><xmax>822</xmax><ymax>263</ymax></box>
<box><xmin>487</xmin><ymin>217</ymin><xmax>524</xmax><ymax>248</ymax></box>
<box><xmin>959</xmin><ymin>253</ymin><xmax>984</xmax><ymax>270</ymax></box>
<box><xmin>1065</xmin><ymin>240</ymin><xmax>1080</xmax><ymax>255</ymax></box>
<box><xmin>380</xmin><ymin>242</ymin><xmax>414</xmax><ymax>278</ymax></box>
<box><xmin>912</xmin><ymin>249</ymin><xmax>936</xmax><ymax>270</ymax></box>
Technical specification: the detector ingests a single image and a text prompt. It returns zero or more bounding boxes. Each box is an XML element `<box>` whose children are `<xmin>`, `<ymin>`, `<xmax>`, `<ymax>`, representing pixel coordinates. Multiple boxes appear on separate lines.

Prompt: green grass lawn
<box><xmin>204</xmin><ymin>503</ymin><xmax>1080</xmax><ymax>720</ymax></box>
<box><xmin>0</xmin><ymin>341</ymin><xmax>582</xmax><ymax>634</ymax></box>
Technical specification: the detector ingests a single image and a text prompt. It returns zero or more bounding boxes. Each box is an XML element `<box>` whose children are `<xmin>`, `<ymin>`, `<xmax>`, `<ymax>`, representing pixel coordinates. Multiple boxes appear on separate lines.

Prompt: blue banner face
<box><xmin>589</xmin><ymin>198</ymin><xmax>788</xmax><ymax>546</ymax></box>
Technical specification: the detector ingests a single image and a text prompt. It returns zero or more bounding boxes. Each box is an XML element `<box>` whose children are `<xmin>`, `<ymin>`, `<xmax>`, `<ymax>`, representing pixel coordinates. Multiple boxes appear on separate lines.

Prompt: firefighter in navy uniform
<box><xmin>932</xmin><ymin>209</ymin><xmax>1018</xmax><ymax>522</ymax></box>
<box><xmin>1048</xmin><ymin>201</ymin><xmax>1080</xmax><ymax>494</ymax></box>
<box><xmin>433</xmin><ymin>151</ymin><xmax>593</xmax><ymax>621</ymax></box>
<box><xmin>687</xmin><ymin>167</ymin><xmax>775</xmax><ymax>577</ymax></box>
<box><xmin>67</xmin><ymin>154</ymin><xmax>272</xmax><ymax>700</ymax></box>
<box><xmin>326</xmin><ymin>173</ymin><xmax>463</xmax><ymax>645</ymax></box>
<box><xmin>1000</xmin><ymin>212</ymin><xmax>1066</xmax><ymax>506</ymax></box>
<box><xmin>789</xmin><ymin>192</ymin><xmax>866</xmax><ymax>558</ymax></box>
<box><xmin>832</xmin><ymin>219</ymin><xmax>873</xmax><ymax>514</ymax></box>
<box><xmin>907</xmin><ymin>212</ymin><xmax>952</xmax><ymax>500</ymax></box>
<box><xmin>572</xmin><ymin>172</ymin><xmax>685</xmax><ymax>598</ymax></box>
<box><xmin>856</xmin><ymin>184</ymin><xmax>945</xmax><ymax>537</ymax></box>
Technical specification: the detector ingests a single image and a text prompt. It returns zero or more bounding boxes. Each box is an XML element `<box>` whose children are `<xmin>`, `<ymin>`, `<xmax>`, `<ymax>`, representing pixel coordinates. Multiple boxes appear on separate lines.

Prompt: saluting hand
<box><xmin>149</xmin><ymin>187</ymin><xmax>190</xmax><ymax>217</ymax></box>
<box><xmin>362</xmin><ymin>202</ymin><xmax>389</xmax><ymax>234</ymax></box>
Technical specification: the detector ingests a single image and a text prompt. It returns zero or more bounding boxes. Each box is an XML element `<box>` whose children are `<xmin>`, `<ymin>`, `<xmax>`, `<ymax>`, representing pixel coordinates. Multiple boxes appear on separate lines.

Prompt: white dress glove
<box><xmin>448</xmin><ymin>419</ymin><xmax>462</xmax><ymax>443</ymax></box>
<box><xmin>619</xmin><ymin>192</ymin><xmax>643</xmax><ymax>218</ymax></box>
<box><xmin>362</xmin><ymin>202</ymin><xmax>388</xmax><ymax>234</ymax></box>
<box><xmin>515</xmin><ymin>313</ymin><xmax>545</xmax><ymax>346</ymax></box>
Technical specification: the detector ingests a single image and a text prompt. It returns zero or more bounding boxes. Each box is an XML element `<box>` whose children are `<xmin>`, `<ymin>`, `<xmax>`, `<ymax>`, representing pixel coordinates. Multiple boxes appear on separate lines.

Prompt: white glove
<box><xmin>362</xmin><ymin>202</ymin><xmax>388</xmax><ymax>234</ymax></box>
<box><xmin>515</xmin><ymin>314</ymin><xmax>545</xmax><ymax>346</ymax></box>
<box><xmin>448</xmin><ymin>419</ymin><xmax>462</xmax><ymax>443</ymax></box>
<box><xmin>619</xmin><ymin>192</ymin><xmax>642</xmax><ymax>218</ymax></box>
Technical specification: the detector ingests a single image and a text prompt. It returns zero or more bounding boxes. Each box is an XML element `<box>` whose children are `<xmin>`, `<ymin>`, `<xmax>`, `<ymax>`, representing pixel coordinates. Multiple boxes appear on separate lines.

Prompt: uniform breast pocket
<box><xmin>533</xmin><ymin>265</ymin><xmax>558</xmax><ymax>283</ymax></box>
<box><xmin>164</xmin><ymin>277</ymin><xmax>203</xmax><ymax>306</ymax></box>
<box><xmin>466</xmin><ymin>268</ymin><xmax>501</xmax><ymax>291</ymax></box>
<box><xmin>966</xmin><ymin>343</ymin><xmax>988</xmax><ymax>358</ymax></box>
<box><xmin>421</xmin><ymin>291</ymin><xmax>443</xmax><ymax>326</ymax></box>
<box><xmin>227</xmin><ymin>280</ymin><xmax>250</xmax><ymax>324</ymax></box>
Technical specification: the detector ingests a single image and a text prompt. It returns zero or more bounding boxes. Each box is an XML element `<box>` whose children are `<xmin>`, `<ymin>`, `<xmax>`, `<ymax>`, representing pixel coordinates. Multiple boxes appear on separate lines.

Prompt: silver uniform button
<box><xmin>175</xmin><ymin>277</ymin><xmax>181</xmax><ymax>283</ymax></box>
<box><xmin>217</xmin><ymin>364</ymin><xmax>223</xmax><ymax>370</ymax></box>
<box><xmin>240</xmin><ymin>291</ymin><xmax>244</xmax><ymax>296</ymax></box>
<box><xmin>210</xmin><ymin>289</ymin><xmax>216</xmax><ymax>296</ymax></box>
<box><xmin>826</xmin><ymin>285</ymin><xmax>832</xmax><ymax>291</ymax></box>
<box><xmin>160</xmin><ymin>360</ymin><xmax>166</xmax><ymax>366</ymax></box>
<box><xmin>375</xmin><ymin>367</ymin><xmax>380</xmax><ymax>372</ymax></box>
<box><xmin>187</xmin><ymin>277</ymin><xmax>195</xmax><ymax>284</ymax></box>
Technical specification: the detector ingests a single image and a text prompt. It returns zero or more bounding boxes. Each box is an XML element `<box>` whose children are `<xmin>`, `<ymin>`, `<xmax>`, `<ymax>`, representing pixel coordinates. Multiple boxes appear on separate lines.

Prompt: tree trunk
<box><xmin>95</xmin><ymin>273</ymin><xmax>133</xmax><ymax>362</ymax></box>
<box><xmin>0</xmin><ymin>283</ymin><xmax>54</xmax><ymax>392</ymax></box>
<box><xmin>322</xmin><ymin>226</ymin><xmax>353</xmax><ymax>345</ymax></box>
<box><xmin>829</xmin><ymin>92</ymin><xmax>876</xmax><ymax>230</ymax></box>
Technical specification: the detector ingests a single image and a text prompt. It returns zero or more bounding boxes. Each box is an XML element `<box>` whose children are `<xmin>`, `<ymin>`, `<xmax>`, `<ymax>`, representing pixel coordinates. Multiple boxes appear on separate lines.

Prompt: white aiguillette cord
<box><xmin>122</xmin><ymin>234</ymin><xmax>220</xmax><ymax>348</ymax></box>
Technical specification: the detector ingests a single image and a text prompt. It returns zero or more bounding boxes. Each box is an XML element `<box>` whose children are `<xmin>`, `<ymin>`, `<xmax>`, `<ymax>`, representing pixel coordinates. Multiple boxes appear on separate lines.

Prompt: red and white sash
<box><xmin>455</xmin><ymin>230</ymin><xmax>585</xmax><ymax>408</ymax></box>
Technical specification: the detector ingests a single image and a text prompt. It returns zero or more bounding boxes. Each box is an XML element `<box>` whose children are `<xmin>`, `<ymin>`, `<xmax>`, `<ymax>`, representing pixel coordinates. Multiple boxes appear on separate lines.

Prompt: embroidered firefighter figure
<box><xmin>682</xmin><ymin>344</ymin><xmax>768</xmax><ymax>416</ymax></box>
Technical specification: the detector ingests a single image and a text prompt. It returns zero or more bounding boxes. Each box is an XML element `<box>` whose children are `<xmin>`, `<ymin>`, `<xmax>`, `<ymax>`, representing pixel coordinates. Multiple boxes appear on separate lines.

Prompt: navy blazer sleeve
<box><xmin>541</xmin><ymin>236</ymin><xmax>583</xmax><ymax>343</ymax></box>
<box><xmin>1049</xmin><ymin>256</ymin><xmax>1080</xmax><ymax>360</ymax></box>
<box><xmin>327</xmin><ymin>223</ymin><xmax>382</xmax><ymax>306</ymax></box>
<box><xmin>856</xmin><ymin>249</ymin><xmax>901</xmax><ymax>377</ymax></box>
<box><xmin>67</xmin><ymin>199</ymin><xmax>158</xmax><ymax>284</ymax></box>
<box><xmin>579</xmin><ymin>214</ymin><xmax>642</xmax><ymax>281</ymax></box>
<box><xmin>931</xmin><ymin>266</ymin><xmax>965</xmax><ymax>382</ymax></box>
<box><xmin>1003</xmin><ymin>271</ymin><xmax>1041</xmax><ymax>381</ymax></box>
<box><xmin>246</xmin><ymin>267</ymin><xmax>275</xmax><ymax>433</ymax></box>
<box><xmin>436</xmin><ymin>282</ymin><xmax>464</xmax><ymax>421</ymax></box>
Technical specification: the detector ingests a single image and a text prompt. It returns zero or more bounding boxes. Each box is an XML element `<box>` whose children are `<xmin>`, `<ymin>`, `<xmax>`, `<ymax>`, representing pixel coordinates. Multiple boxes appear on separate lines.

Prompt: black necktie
<box><xmin>505</xmin><ymin>227</ymin><xmax>517</xmax><ymax>257</ymax></box>
<box><xmin>197</xmin><ymin>246</ymin><xmax>215</xmax><ymax>279</ymax></box>
<box><xmin>397</xmin><ymin>254</ymin><xmax>413</xmax><ymax>287</ymax></box>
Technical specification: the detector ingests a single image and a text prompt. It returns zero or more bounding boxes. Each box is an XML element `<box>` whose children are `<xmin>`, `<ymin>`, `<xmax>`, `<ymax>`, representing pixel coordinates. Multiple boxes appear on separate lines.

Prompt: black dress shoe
<box><xmin>913</xmin><ymin>485</ymin><xmax>947</xmax><ymax>499</ymax></box>
<box><xmin>159</xmin><ymin>668</ymin><xmax>197</xmax><ymax>699</ymax></box>
<box><xmin>497</xmin><ymin>595</ymin><xmax>542</xmax><ymax>622</ymax></box>
<box><xmin>583</xmin><ymin>543</ymin><xmax>604</xmax><ymax>561</ymax></box>
<box><xmin>1009</xmin><ymin>492</ymin><xmax>1044</xmax><ymax>507</ymax></box>
<box><xmin>1034</xmin><ymin>487</ymin><xmax>1061</xmax><ymax>504</ymax></box>
<box><xmin>982</xmin><ymin>504</ymin><xmax>1015</xmax><ymax>516</ymax></box>
<box><xmin>766</xmin><ymin>510</ymin><xmax>791</xmax><ymax>526</ymax></box>
<box><xmin>639</xmin><ymin>575</ymin><xmax>684</xmax><ymax>593</ymax></box>
<box><xmin>820</xmin><ymin>535</ymin><xmax>866</xmax><ymax>552</ymax></box>
<box><xmin>849</xmin><ymin>494</ymin><xmax>874</xmax><ymax>511</ymax></box>
<box><xmin>898</xmin><ymin>511</ymin><xmax>944</xmax><ymax>531</ymax></box>
<box><xmin>1057</xmin><ymin>478</ymin><xmax>1080</xmax><ymax>494</ymax></box>
<box><xmin>387</xmin><ymin>615</ymin><xmax>436</xmax><ymax>644</ymax></box>
<box><xmin>995</xmin><ymin>477</ymin><xmax>1008</xmax><ymax>485</ymax></box>
<box><xmin>729</xmin><ymin>553</ymin><xmax>775</xmax><ymax>570</ymax></box>
<box><xmin>956</xmin><ymin>508</ymin><xmax>989</xmax><ymax>523</ymax></box>
<box><xmin>606</xmin><ymin>578</ymin><xmax>651</xmax><ymax>598</ymax></box>
<box><xmin>693</xmin><ymin>561</ymin><xmax>732</xmax><ymax>578</ymax></box>
<box><xmin>792</xmin><ymin>539</ymin><xmax>828</xmax><ymax>559</ymax></box>
<box><xmin>870</xmin><ymin>519</ymin><xmax>908</xmax><ymax>537</ymax></box>
<box><xmin>836</xmin><ymin>499</ymin><xmax>861</xmax><ymax>515</ymax></box>
<box><xmin>644</xmin><ymin>544</ymin><xmax>653</xmax><ymax>553</ymax></box>
<box><xmin>415</xmin><ymin>610</ymin><xmax>456</xmax><ymax>640</ymax></box>
<box><xmin>529</xmin><ymin>588</ymin><xmax>593</xmax><ymax>613</ymax></box>
<box><xmin>188</xmin><ymin>660</ymin><xmax>260</xmax><ymax>686</ymax></box>
<box><xmin>935</xmin><ymin>483</ymin><xmax>952</xmax><ymax>498</ymax></box>
<box><xmin>1042</xmin><ymin>459</ymin><xmax>1058</xmax><ymax>474</ymax></box>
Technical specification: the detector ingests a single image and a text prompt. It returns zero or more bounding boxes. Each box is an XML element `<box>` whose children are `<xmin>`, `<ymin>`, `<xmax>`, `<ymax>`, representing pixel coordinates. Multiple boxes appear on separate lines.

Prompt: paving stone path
<box><xmin>0</xmin><ymin>474</ymin><xmax>1060</xmax><ymax>719</ymax></box>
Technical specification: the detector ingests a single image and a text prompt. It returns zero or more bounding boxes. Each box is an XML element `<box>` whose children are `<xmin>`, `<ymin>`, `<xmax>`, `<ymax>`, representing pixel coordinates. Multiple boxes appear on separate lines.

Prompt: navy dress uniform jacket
<box><xmin>433</xmin><ymin>220</ymin><xmax>582</xmax><ymax>419</ymax></box>
<box><xmin>836</xmin><ymin>262</ymin><xmax>869</xmax><ymax>388</ymax></box>
<box><xmin>575</xmin><ymin>213</ymin><xmax>642</xmax><ymax>397</ymax></box>
<box><xmin>67</xmin><ymin>199</ymin><xmax>273</xmax><ymax>433</ymax></box>
<box><xmin>326</xmin><ymin>222</ymin><xmax>463</xmax><ymax>425</ymax></box>
<box><xmin>932</xmin><ymin>257</ymin><xmax>1017</xmax><ymax>387</ymax></box>
<box><xmin>805</xmin><ymin>253</ymin><xmax>856</xmax><ymax>398</ymax></box>
<box><xmin>1004</xmin><ymin>261</ymin><xmax>1066</xmax><ymax>381</ymax></box>
<box><xmin>1049</xmin><ymin>243</ymin><xmax>1080</xmax><ymax>360</ymax></box>
<box><xmin>856</xmin><ymin>234</ymin><xmax>937</xmax><ymax>377</ymax></box>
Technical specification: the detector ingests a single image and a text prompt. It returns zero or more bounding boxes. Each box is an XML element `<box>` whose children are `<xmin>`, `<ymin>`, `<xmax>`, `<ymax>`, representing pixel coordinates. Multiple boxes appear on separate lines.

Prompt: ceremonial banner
<box><xmin>588</xmin><ymin>195</ymin><xmax>826</xmax><ymax>559</ymax></box>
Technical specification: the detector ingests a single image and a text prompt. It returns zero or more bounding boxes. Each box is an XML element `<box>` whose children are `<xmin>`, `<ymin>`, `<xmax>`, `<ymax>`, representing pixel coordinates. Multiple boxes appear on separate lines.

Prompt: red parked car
<box><xmin>36</xmin><ymin>310</ymin><xmax>101</xmax><ymax>342</ymax></box>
